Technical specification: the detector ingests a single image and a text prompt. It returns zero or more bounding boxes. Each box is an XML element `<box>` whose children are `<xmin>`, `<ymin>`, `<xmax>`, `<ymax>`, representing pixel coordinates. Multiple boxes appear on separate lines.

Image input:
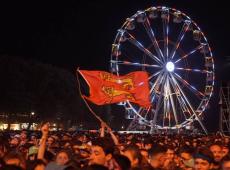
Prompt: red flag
<box><xmin>78</xmin><ymin>70</ymin><xmax>151</xmax><ymax>108</ymax></box>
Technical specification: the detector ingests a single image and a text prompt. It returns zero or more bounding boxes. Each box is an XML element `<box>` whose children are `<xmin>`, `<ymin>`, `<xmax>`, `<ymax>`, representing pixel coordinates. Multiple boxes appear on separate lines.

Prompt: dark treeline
<box><xmin>0</xmin><ymin>56</ymin><xmax>120</xmax><ymax>130</ymax></box>
<box><xmin>0</xmin><ymin>56</ymin><xmax>82</xmax><ymax>128</ymax></box>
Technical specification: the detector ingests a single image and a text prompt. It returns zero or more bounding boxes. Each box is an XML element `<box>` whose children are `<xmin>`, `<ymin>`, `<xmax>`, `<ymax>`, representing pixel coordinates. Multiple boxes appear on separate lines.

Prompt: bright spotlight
<box><xmin>166</xmin><ymin>62</ymin><xmax>175</xmax><ymax>72</ymax></box>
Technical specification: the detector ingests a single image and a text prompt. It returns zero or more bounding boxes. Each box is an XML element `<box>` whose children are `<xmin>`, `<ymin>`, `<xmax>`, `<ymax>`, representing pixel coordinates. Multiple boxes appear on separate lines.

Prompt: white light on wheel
<box><xmin>166</xmin><ymin>62</ymin><xmax>175</xmax><ymax>72</ymax></box>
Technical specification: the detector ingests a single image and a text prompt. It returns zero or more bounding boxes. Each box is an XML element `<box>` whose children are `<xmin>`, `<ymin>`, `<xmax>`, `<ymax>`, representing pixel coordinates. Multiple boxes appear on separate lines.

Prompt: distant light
<box><xmin>31</xmin><ymin>112</ymin><xmax>35</xmax><ymax>116</ymax></box>
<box><xmin>121</xmin><ymin>126</ymin><xmax>124</xmax><ymax>129</ymax></box>
<box><xmin>166</xmin><ymin>62</ymin><xmax>175</xmax><ymax>72</ymax></box>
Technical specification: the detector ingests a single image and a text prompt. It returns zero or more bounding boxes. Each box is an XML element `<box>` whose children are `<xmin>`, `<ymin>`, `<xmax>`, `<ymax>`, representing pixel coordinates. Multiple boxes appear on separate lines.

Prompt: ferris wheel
<box><xmin>110</xmin><ymin>6</ymin><xmax>214</xmax><ymax>133</ymax></box>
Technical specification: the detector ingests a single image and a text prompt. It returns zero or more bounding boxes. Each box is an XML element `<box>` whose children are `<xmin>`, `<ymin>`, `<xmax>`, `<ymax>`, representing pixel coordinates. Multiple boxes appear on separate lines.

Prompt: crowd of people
<box><xmin>0</xmin><ymin>122</ymin><xmax>230</xmax><ymax>170</ymax></box>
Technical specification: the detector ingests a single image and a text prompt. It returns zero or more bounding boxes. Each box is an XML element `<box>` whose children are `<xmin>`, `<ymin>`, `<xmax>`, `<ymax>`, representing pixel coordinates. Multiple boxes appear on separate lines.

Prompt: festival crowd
<box><xmin>0</xmin><ymin>122</ymin><xmax>230</xmax><ymax>170</ymax></box>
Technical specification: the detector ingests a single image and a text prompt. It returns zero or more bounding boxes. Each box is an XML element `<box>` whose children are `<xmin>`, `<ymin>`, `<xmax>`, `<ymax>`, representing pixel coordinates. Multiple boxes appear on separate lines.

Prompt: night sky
<box><xmin>0</xmin><ymin>0</ymin><xmax>229</xmax><ymax>131</ymax></box>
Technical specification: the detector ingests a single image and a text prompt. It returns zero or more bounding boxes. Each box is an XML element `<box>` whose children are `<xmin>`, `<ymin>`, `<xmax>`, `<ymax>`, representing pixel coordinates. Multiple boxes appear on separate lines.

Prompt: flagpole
<box><xmin>76</xmin><ymin>68</ymin><xmax>111</xmax><ymax>129</ymax></box>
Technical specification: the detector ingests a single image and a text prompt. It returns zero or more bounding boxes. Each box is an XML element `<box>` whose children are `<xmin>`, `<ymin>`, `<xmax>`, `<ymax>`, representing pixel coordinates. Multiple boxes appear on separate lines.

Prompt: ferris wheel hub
<box><xmin>166</xmin><ymin>61</ymin><xmax>175</xmax><ymax>72</ymax></box>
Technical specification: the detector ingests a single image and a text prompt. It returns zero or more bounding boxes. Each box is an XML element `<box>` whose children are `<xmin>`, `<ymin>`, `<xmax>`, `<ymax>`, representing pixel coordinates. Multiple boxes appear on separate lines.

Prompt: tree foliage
<box><xmin>0</xmin><ymin>56</ymin><xmax>83</xmax><ymax>124</ymax></box>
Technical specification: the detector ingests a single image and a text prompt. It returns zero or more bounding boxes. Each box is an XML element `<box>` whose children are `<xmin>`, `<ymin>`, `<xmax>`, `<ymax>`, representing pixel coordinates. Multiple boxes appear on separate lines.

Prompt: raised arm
<box><xmin>100</xmin><ymin>122</ymin><xmax>106</xmax><ymax>138</ymax></box>
<box><xmin>107</xmin><ymin>126</ymin><xmax>119</xmax><ymax>146</ymax></box>
<box><xmin>37</xmin><ymin>122</ymin><xmax>49</xmax><ymax>160</ymax></box>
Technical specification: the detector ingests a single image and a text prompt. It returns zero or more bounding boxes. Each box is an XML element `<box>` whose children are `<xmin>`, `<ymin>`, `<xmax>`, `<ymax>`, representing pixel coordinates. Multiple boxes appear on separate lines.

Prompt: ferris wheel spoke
<box><xmin>162</xmin><ymin>8</ymin><xmax>170</xmax><ymax>59</ymax></box>
<box><xmin>149</xmin><ymin>71</ymin><xmax>164</xmax><ymax>94</ymax></box>
<box><xmin>171</xmin><ymin>76</ymin><xmax>196</xmax><ymax>114</ymax></box>
<box><xmin>148</xmin><ymin>71</ymin><xmax>165</xmax><ymax>123</ymax></box>
<box><xmin>142</xmin><ymin>110</ymin><xmax>148</xmax><ymax>119</ymax></box>
<box><xmin>174</xmin><ymin>44</ymin><xmax>203</xmax><ymax>63</ymax></box>
<box><xmin>110</xmin><ymin>60</ymin><xmax>161</xmax><ymax>68</ymax></box>
<box><xmin>150</xmin><ymin>74</ymin><xmax>165</xmax><ymax>115</ymax></box>
<box><xmin>126</xmin><ymin>32</ymin><xmax>163</xmax><ymax>65</ymax></box>
<box><xmin>173</xmin><ymin>72</ymin><xmax>205</xmax><ymax>98</ymax></box>
<box><xmin>175</xmin><ymin>67</ymin><xmax>213</xmax><ymax>74</ymax></box>
<box><xmin>148</xmin><ymin>70</ymin><xmax>162</xmax><ymax>80</ymax></box>
<box><xmin>163</xmin><ymin>77</ymin><xmax>168</xmax><ymax>127</ymax></box>
<box><xmin>168</xmin><ymin>75</ymin><xmax>192</xmax><ymax>122</ymax></box>
<box><xmin>143</xmin><ymin>107</ymin><xmax>152</xmax><ymax>119</ymax></box>
<box><xmin>127</xmin><ymin>102</ymin><xmax>145</xmax><ymax>120</ymax></box>
<box><xmin>152</xmin><ymin>73</ymin><xmax>167</xmax><ymax>125</ymax></box>
<box><xmin>142</xmin><ymin>18</ymin><xmax>165</xmax><ymax>62</ymax></box>
<box><xmin>170</xmin><ymin>20</ymin><xmax>191</xmax><ymax>60</ymax></box>
<box><xmin>153</xmin><ymin>71</ymin><xmax>166</xmax><ymax>124</ymax></box>
<box><xmin>163</xmin><ymin>100</ymin><xmax>166</xmax><ymax>127</ymax></box>
<box><xmin>136</xmin><ymin>107</ymin><xmax>152</xmax><ymax>122</ymax></box>
<box><xmin>166</xmin><ymin>77</ymin><xmax>179</xmax><ymax>125</ymax></box>
<box><xmin>170</xmin><ymin>74</ymin><xmax>208</xmax><ymax>134</ymax></box>
<box><xmin>163</xmin><ymin>78</ymin><xmax>170</xmax><ymax>127</ymax></box>
<box><xmin>137</xmin><ymin>107</ymin><xmax>144</xmax><ymax>117</ymax></box>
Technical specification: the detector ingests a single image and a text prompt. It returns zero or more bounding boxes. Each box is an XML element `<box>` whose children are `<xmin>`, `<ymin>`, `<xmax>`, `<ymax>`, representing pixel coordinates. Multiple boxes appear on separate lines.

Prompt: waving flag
<box><xmin>78</xmin><ymin>70</ymin><xmax>151</xmax><ymax>108</ymax></box>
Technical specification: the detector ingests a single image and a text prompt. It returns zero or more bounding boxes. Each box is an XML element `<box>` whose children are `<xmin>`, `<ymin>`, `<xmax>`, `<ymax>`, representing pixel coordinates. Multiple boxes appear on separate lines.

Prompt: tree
<box><xmin>0</xmin><ymin>56</ymin><xmax>82</xmax><ymax>127</ymax></box>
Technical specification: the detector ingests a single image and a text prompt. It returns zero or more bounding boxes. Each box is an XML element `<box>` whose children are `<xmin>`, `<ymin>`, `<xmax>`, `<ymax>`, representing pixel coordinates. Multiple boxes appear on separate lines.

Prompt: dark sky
<box><xmin>0</xmin><ymin>0</ymin><xmax>229</xmax><ymax>131</ymax></box>
<box><xmin>0</xmin><ymin>1</ymin><xmax>229</xmax><ymax>70</ymax></box>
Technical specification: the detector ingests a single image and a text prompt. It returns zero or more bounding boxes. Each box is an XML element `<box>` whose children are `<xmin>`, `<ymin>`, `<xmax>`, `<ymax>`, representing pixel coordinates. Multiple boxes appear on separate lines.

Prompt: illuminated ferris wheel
<box><xmin>110</xmin><ymin>6</ymin><xmax>214</xmax><ymax>133</ymax></box>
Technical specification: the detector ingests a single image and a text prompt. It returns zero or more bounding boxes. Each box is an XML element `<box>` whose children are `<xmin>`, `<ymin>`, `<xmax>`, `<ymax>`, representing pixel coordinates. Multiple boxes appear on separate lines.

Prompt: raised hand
<box><xmin>41</xmin><ymin>122</ymin><xmax>50</xmax><ymax>137</ymax></box>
